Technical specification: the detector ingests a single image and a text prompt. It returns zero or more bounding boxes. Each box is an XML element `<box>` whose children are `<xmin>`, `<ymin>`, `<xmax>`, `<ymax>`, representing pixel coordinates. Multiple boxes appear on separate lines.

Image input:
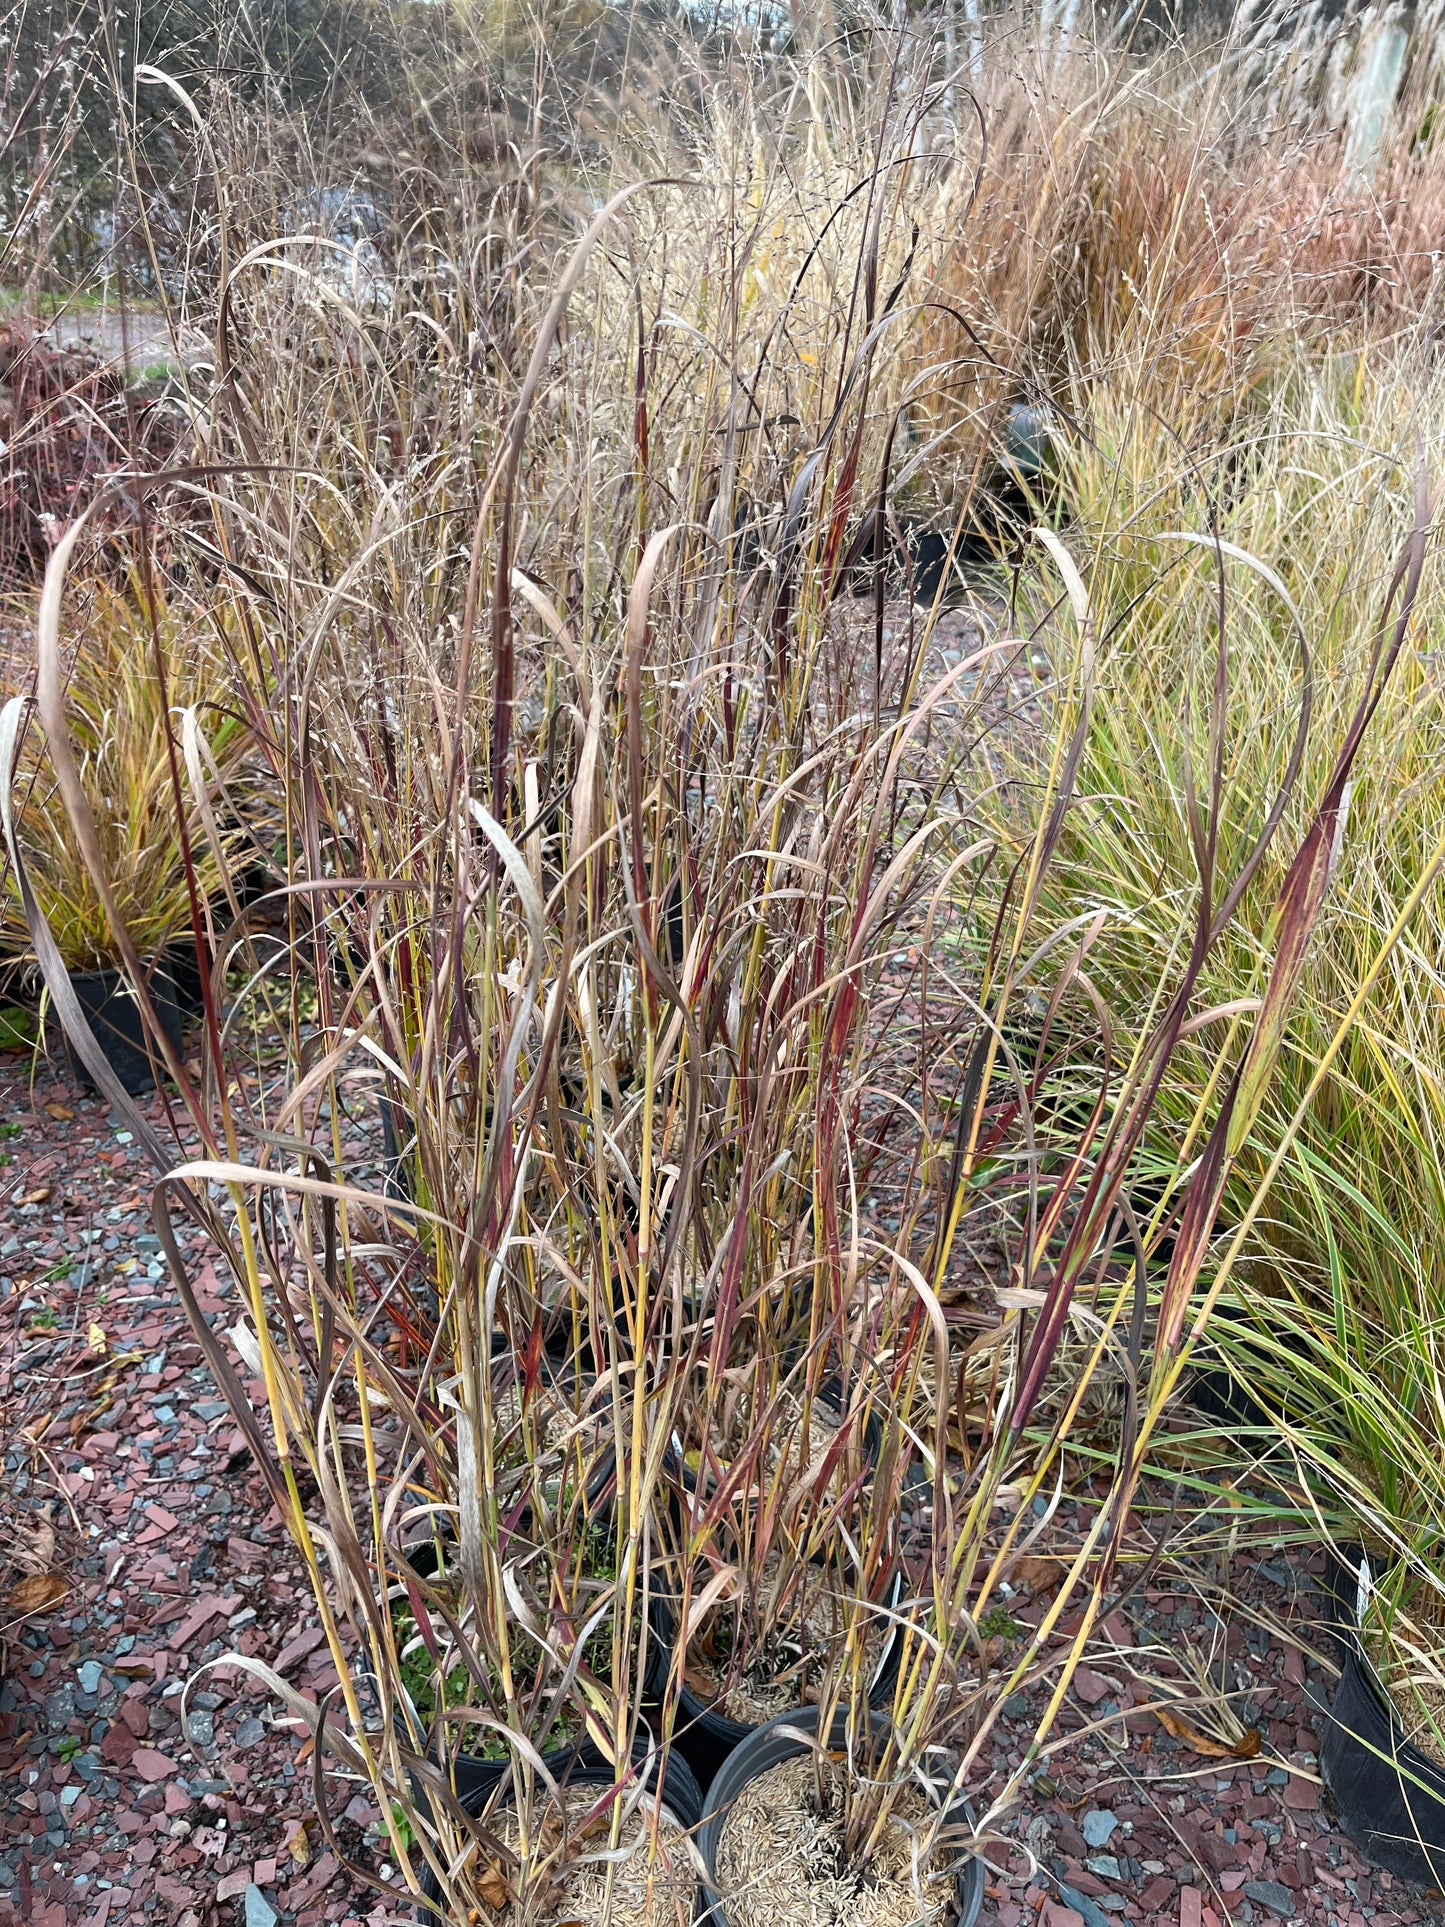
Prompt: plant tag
<box><xmin>1356</xmin><ymin>1554</ymin><xmax>1372</xmax><ymax>1626</ymax></box>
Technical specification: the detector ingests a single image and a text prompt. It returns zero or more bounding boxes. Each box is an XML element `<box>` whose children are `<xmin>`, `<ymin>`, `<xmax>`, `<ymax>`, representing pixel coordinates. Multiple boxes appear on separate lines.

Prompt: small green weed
<box><xmin>394</xmin><ymin>1613</ymin><xmax>470</xmax><ymax>1725</ymax></box>
<box><xmin>979</xmin><ymin>1605</ymin><xmax>1023</xmax><ymax>1641</ymax></box>
<box><xmin>0</xmin><ymin>1009</ymin><xmax>35</xmax><ymax>1050</ymax></box>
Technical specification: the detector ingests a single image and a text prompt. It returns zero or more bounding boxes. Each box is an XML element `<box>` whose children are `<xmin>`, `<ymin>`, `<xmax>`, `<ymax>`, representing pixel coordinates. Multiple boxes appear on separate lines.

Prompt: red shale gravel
<box><xmin>3</xmin><ymin>1039</ymin><xmax>1445</xmax><ymax>1927</ymax></box>
<box><xmin>967</xmin><ymin>1550</ymin><xmax>1445</xmax><ymax>1927</ymax></box>
<box><xmin>0</xmin><ymin>1060</ymin><xmax>386</xmax><ymax>1927</ymax></box>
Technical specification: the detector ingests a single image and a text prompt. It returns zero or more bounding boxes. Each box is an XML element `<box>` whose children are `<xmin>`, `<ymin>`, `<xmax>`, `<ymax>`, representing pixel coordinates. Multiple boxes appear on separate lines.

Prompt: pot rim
<box><xmin>414</xmin><ymin>1733</ymin><xmax>704</xmax><ymax>1921</ymax></box>
<box><xmin>650</xmin><ymin>1555</ymin><xmax>907</xmax><ymax>1742</ymax></box>
<box><xmin>696</xmin><ymin>1701</ymin><xmax>984</xmax><ymax>1927</ymax></box>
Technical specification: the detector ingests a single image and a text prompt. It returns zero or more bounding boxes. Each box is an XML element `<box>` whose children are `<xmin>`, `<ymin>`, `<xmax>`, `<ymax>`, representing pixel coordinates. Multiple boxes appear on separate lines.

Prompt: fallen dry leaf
<box><xmin>68</xmin><ymin>1395</ymin><xmax>113</xmax><ymax>1438</ymax></box>
<box><xmin>86</xmin><ymin>1321</ymin><xmax>107</xmax><ymax>1355</ymax></box>
<box><xmin>43</xmin><ymin>1101</ymin><xmax>73</xmax><ymax>1121</ymax></box>
<box><xmin>16</xmin><ymin>1185</ymin><xmax>52</xmax><ymax>1206</ymax></box>
<box><xmin>15</xmin><ymin>1514</ymin><xmax>57</xmax><ymax>1570</ymax></box>
<box><xmin>476</xmin><ymin>1863</ymin><xmax>508</xmax><ymax>1910</ymax></box>
<box><xmin>287</xmin><ymin>1821</ymin><xmax>310</xmax><ymax>1869</ymax></box>
<box><xmin>7</xmin><ymin>1571</ymin><xmax>68</xmax><ymax>1615</ymax></box>
<box><xmin>682</xmin><ymin>1665</ymin><xmax>719</xmax><ymax>1703</ymax></box>
<box><xmin>1011</xmin><ymin>1556</ymin><xmax>1066</xmax><ymax>1593</ymax></box>
<box><xmin>1155</xmin><ymin>1705</ymin><xmax>1261</xmax><ymax>1759</ymax></box>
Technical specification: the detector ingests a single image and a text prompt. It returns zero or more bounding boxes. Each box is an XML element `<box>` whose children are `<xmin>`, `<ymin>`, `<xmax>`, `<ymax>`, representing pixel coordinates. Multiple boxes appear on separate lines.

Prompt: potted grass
<box><xmin>2</xmin><ymin>577</ymin><xmax>245</xmax><ymax>1092</ymax></box>
<box><xmin>416</xmin><ymin>1735</ymin><xmax>705</xmax><ymax>1925</ymax></box>
<box><xmin>653</xmin><ymin>1526</ymin><xmax>907</xmax><ymax>1795</ymax></box>
<box><xmin>687</xmin><ymin>1401</ymin><xmax>987</xmax><ymax>1926</ymax></box>
<box><xmin>653</xmin><ymin>1348</ymin><xmax>911</xmax><ymax>1786</ymax></box>
<box><xmin>391</xmin><ymin>1415</ymin><xmax>705</xmax><ymax>1917</ymax></box>
<box><xmin>71</xmin><ymin>56</ymin><xmax>1440</xmax><ymax>1927</ymax></box>
<box><xmin>697</xmin><ymin>1702</ymin><xmax>985</xmax><ymax>1927</ymax></box>
<box><xmin>670</xmin><ymin>1324</ymin><xmax>987</xmax><ymax>1922</ymax></box>
<box><xmin>395</xmin><ymin>1498</ymin><xmax>708</xmax><ymax>1921</ymax></box>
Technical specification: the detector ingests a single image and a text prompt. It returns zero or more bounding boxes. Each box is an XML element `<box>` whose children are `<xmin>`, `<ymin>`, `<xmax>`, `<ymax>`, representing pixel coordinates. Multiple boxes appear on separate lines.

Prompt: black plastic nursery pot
<box><xmin>163</xmin><ymin>940</ymin><xmax>215</xmax><ymax>1022</ymax></box>
<box><xmin>696</xmin><ymin>1703</ymin><xmax>984</xmax><ymax>1927</ymax></box>
<box><xmin>379</xmin><ymin>1089</ymin><xmax>414</xmax><ymax>1203</ymax></box>
<box><xmin>646</xmin><ymin>1561</ymin><xmax>907</xmax><ymax>1795</ymax></box>
<box><xmin>1321</xmin><ymin>1642</ymin><xmax>1445</xmax><ymax>1887</ymax></box>
<box><xmin>1317</xmin><ymin>1550</ymin><xmax>1445</xmax><ymax>1888</ymax></box>
<box><xmin>415</xmin><ymin>1735</ymin><xmax>704</xmax><ymax>1921</ymax></box>
<box><xmin>1182</xmin><ymin>1311</ymin><xmax>1285</xmax><ymax>1433</ymax></box>
<box><xmin>64</xmin><ymin>964</ymin><xmax>182</xmax><ymax>1095</ymax></box>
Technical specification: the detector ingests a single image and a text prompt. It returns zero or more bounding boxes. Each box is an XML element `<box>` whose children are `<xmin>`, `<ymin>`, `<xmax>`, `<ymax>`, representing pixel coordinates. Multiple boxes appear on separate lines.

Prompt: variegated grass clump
<box><xmin>1</xmin><ymin>572</ymin><xmax>247</xmax><ymax>978</ymax></box>
<box><xmin>993</xmin><ymin>334</ymin><xmax>1445</xmax><ymax>1731</ymax></box>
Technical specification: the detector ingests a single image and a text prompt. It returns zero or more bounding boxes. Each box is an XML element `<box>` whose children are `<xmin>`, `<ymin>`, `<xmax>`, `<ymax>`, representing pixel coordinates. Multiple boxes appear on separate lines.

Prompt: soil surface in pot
<box><xmin>485</xmin><ymin>1793</ymin><xmax>697</xmax><ymax>1926</ymax></box>
<box><xmin>715</xmin><ymin>1755</ymin><xmax>955</xmax><ymax>1927</ymax></box>
<box><xmin>755</xmin><ymin>1387</ymin><xmax>853</xmax><ymax>1491</ymax></box>
<box><xmin>686</xmin><ymin>1548</ymin><xmax>891</xmax><ymax>1725</ymax></box>
<box><xmin>492</xmin><ymin>1369</ymin><xmax>605</xmax><ymax>1459</ymax></box>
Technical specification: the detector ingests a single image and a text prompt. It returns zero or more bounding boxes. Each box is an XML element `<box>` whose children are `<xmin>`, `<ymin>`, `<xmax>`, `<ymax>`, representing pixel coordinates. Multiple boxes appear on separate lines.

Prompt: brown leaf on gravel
<box><xmin>43</xmin><ymin>1101</ymin><xmax>73</xmax><ymax>1120</ymax></box>
<box><xmin>9</xmin><ymin>1513</ymin><xmax>57</xmax><ymax>1572</ymax></box>
<box><xmin>1155</xmin><ymin>1705</ymin><xmax>1262</xmax><ymax>1759</ymax></box>
<box><xmin>6</xmin><ymin>1571</ymin><xmax>67</xmax><ymax>1614</ymax></box>
<box><xmin>1011</xmin><ymin>1555</ymin><xmax>1067</xmax><ymax>1593</ymax></box>
<box><xmin>16</xmin><ymin>1185</ymin><xmax>52</xmax><ymax>1205</ymax></box>
<box><xmin>68</xmin><ymin>1396</ymin><xmax>112</xmax><ymax>1436</ymax></box>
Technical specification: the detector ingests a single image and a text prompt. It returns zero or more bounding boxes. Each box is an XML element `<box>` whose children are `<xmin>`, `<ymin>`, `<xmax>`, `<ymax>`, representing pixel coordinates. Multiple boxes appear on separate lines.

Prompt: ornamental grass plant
<box><xmin>0</xmin><ymin>572</ymin><xmax>247</xmax><ymax>978</ymax></box>
<box><xmin>12</xmin><ymin>41</ymin><xmax>1025</xmax><ymax>1918</ymax></box>
<box><xmin>10</xmin><ymin>4</ymin><xmax>1445</xmax><ymax>1920</ymax></box>
<box><xmin>993</xmin><ymin>335</ymin><xmax>1445</xmax><ymax>1743</ymax></box>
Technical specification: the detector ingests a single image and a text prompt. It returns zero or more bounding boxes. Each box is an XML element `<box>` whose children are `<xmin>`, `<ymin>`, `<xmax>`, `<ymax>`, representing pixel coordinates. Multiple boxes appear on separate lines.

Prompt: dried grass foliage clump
<box><xmin>10</xmin><ymin>5</ymin><xmax>1445</xmax><ymax>1921</ymax></box>
<box><xmin>67</xmin><ymin>57</ymin><xmax>1000</xmax><ymax>1909</ymax></box>
<box><xmin>0</xmin><ymin>325</ymin><xmax>185</xmax><ymax>587</ymax></box>
<box><xmin>918</xmin><ymin>40</ymin><xmax>1445</xmax><ymax>477</ymax></box>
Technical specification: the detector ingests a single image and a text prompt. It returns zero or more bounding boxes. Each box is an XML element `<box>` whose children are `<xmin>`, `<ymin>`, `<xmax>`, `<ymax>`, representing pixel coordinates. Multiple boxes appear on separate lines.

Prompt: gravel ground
<box><xmin>0</xmin><ymin>1058</ymin><xmax>385</xmax><ymax>1927</ymax></box>
<box><xmin>966</xmin><ymin>1546</ymin><xmax>1445</xmax><ymax>1927</ymax></box>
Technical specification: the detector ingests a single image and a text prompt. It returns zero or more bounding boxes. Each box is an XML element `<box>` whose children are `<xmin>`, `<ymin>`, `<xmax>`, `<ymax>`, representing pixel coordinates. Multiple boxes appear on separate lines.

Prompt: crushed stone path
<box><xmin>0</xmin><ymin>1060</ymin><xmax>385</xmax><ymax>1926</ymax></box>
